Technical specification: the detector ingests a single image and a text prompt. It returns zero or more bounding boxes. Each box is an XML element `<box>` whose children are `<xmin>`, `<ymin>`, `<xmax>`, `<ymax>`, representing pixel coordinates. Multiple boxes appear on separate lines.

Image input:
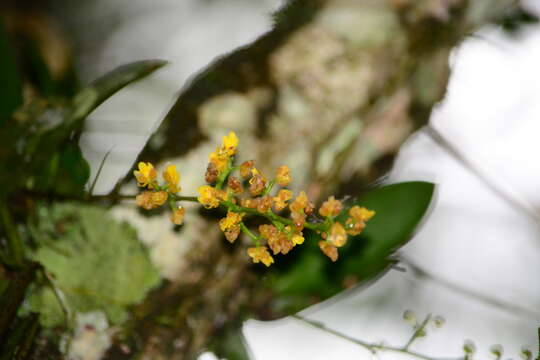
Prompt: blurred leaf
<box><xmin>0</xmin><ymin>21</ymin><xmax>23</xmax><ymax>123</ymax></box>
<box><xmin>28</xmin><ymin>60</ymin><xmax>167</xmax><ymax>179</ymax></box>
<box><xmin>69</xmin><ymin>59</ymin><xmax>168</xmax><ymax>124</ymax></box>
<box><xmin>0</xmin><ymin>271</ymin><xmax>7</xmax><ymax>302</ymax></box>
<box><xmin>338</xmin><ymin>181</ymin><xmax>435</xmax><ymax>280</ymax></box>
<box><xmin>0</xmin><ymin>314</ymin><xmax>39</xmax><ymax>360</ymax></box>
<box><xmin>26</xmin><ymin>203</ymin><xmax>161</xmax><ymax>328</ymax></box>
<box><xmin>54</xmin><ymin>143</ymin><xmax>91</xmax><ymax>197</ymax></box>
<box><xmin>31</xmin><ymin>142</ymin><xmax>90</xmax><ymax>197</ymax></box>
<box><xmin>272</xmin><ymin>244</ymin><xmax>336</xmax><ymax>297</ymax></box>
<box><xmin>270</xmin><ymin>182</ymin><xmax>435</xmax><ymax>312</ymax></box>
<box><xmin>496</xmin><ymin>7</ymin><xmax>538</xmax><ymax>33</ymax></box>
<box><xmin>210</xmin><ymin>326</ymin><xmax>251</xmax><ymax>360</ymax></box>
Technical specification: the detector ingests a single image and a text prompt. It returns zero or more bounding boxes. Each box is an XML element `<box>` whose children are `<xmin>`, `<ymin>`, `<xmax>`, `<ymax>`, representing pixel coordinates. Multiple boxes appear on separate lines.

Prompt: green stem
<box><xmin>304</xmin><ymin>221</ymin><xmax>328</xmax><ymax>231</ymax></box>
<box><xmin>262</xmin><ymin>180</ymin><xmax>275</xmax><ymax>196</ymax></box>
<box><xmin>239</xmin><ymin>222</ymin><xmax>259</xmax><ymax>245</ymax></box>
<box><xmin>215</xmin><ymin>159</ymin><xmax>234</xmax><ymax>190</ymax></box>
<box><xmin>293</xmin><ymin>315</ymin><xmax>460</xmax><ymax>360</ymax></box>
<box><xmin>403</xmin><ymin>314</ymin><xmax>431</xmax><ymax>351</ymax></box>
<box><xmin>171</xmin><ymin>195</ymin><xmax>198</xmax><ymax>202</ymax></box>
<box><xmin>43</xmin><ymin>270</ymin><xmax>73</xmax><ymax>330</ymax></box>
<box><xmin>226</xmin><ymin>202</ymin><xmax>292</xmax><ymax>225</ymax></box>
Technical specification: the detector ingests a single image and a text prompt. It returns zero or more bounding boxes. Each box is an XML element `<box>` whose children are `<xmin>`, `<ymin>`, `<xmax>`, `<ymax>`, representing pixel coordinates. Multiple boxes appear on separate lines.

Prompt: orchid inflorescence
<box><xmin>133</xmin><ymin>132</ymin><xmax>375</xmax><ymax>266</ymax></box>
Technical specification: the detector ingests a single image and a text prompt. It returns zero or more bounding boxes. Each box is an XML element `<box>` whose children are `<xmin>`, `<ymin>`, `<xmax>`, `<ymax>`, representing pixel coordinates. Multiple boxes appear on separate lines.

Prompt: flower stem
<box><xmin>240</xmin><ymin>222</ymin><xmax>259</xmax><ymax>245</ymax></box>
<box><xmin>262</xmin><ymin>180</ymin><xmax>275</xmax><ymax>196</ymax></box>
<box><xmin>171</xmin><ymin>195</ymin><xmax>198</xmax><ymax>202</ymax></box>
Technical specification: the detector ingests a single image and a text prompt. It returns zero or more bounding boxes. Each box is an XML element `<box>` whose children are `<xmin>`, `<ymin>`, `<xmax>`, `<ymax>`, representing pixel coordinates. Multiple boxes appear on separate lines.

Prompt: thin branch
<box><xmin>424</xmin><ymin>125</ymin><xmax>540</xmax><ymax>226</ymax></box>
<box><xmin>403</xmin><ymin>314</ymin><xmax>431</xmax><ymax>351</ymax></box>
<box><xmin>88</xmin><ymin>146</ymin><xmax>115</xmax><ymax>196</ymax></box>
<box><xmin>292</xmin><ymin>314</ymin><xmax>463</xmax><ymax>360</ymax></box>
<box><xmin>240</xmin><ymin>222</ymin><xmax>260</xmax><ymax>246</ymax></box>
<box><xmin>43</xmin><ymin>270</ymin><xmax>73</xmax><ymax>328</ymax></box>
<box><xmin>400</xmin><ymin>256</ymin><xmax>540</xmax><ymax>319</ymax></box>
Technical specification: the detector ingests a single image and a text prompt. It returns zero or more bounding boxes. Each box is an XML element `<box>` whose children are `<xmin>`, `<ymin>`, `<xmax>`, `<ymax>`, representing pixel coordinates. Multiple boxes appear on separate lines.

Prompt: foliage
<box><xmin>25</xmin><ymin>203</ymin><xmax>161</xmax><ymax>328</ymax></box>
<box><xmin>271</xmin><ymin>182</ymin><xmax>435</xmax><ymax>310</ymax></box>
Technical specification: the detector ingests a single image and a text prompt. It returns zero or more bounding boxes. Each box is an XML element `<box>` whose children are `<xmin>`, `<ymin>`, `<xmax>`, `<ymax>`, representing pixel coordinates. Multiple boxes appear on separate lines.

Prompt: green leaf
<box><xmin>210</xmin><ymin>326</ymin><xmax>252</xmax><ymax>360</ymax></box>
<box><xmin>27</xmin><ymin>203</ymin><xmax>161</xmax><ymax>328</ymax></box>
<box><xmin>270</xmin><ymin>181</ymin><xmax>435</xmax><ymax>312</ymax></box>
<box><xmin>54</xmin><ymin>143</ymin><xmax>91</xmax><ymax>197</ymax></box>
<box><xmin>70</xmin><ymin>59</ymin><xmax>168</xmax><ymax>124</ymax></box>
<box><xmin>28</xmin><ymin>60</ymin><xmax>167</xmax><ymax>170</ymax></box>
<box><xmin>338</xmin><ymin>181</ymin><xmax>435</xmax><ymax>280</ymax></box>
<box><xmin>272</xmin><ymin>243</ymin><xmax>335</xmax><ymax>297</ymax></box>
<box><xmin>0</xmin><ymin>21</ymin><xmax>23</xmax><ymax>123</ymax></box>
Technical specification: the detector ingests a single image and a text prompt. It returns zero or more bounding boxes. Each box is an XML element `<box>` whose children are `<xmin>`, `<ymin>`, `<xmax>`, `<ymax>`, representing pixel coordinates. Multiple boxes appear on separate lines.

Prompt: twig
<box><xmin>88</xmin><ymin>146</ymin><xmax>115</xmax><ymax>196</ymax></box>
<box><xmin>403</xmin><ymin>314</ymin><xmax>431</xmax><ymax>351</ymax></box>
<box><xmin>292</xmin><ymin>314</ymin><xmax>462</xmax><ymax>360</ymax></box>
<box><xmin>43</xmin><ymin>270</ymin><xmax>75</xmax><ymax>354</ymax></box>
<box><xmin>400</xmin><ymin>256</ymin><xmax>540</xmax><ymax>319</ymax></box>
<box><xmin>424</xmin><ymin>125</ymin><xmax>540</xmax><ymax>226</ymax></box>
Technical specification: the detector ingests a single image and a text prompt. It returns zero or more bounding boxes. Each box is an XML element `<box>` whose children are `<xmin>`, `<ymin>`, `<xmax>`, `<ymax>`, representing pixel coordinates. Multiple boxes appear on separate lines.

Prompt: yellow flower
<box><xmin>259</xmin><ymin>224</ymin><xmax>293</xmax><ymax>255</ymax></box>
<box><xmin>273</xmin><ymin>189</ymin><xmax>292</xmax><ymax>211</ymax></box>
<box><xmin>136</xmin><ymin>191</ymin><xmax>168</xmax><ymax>210</ymax></box>
<box><xmin>349</xmin><ymin>206</ymin><xmax>375</xmax><ymax>222</ymax></box>
<box><xmin>249</xmin><ymin>168</ymin><xmax>266</xmax><ymax>196</ymax></box>
<box><xmin>224</xmin><ymin>227</ymin><xmax>241</xmax><ymax>243</ymax></box>
<box><xmin>247</xmin><ymin>246</ymin><xmax>274</xmax><ymax>267</ymax></box>
<box><xmin>345</xmin><ymin>206</ymin><xmax>375</xmax><ymax>235</ymax></box>
<box><xmin>222</xmin><ymin>131</ymin><xmax>238</xmax><ymax>157</ymax></box>
<box><xmin>319</xmin><ymin>196</ymin><xmax>343</xmax><ymax>217</ymax></box>
<box><xmin>219</xmin><ymin>211</ymin><xmax>244</xmax><ymax>231</ymax></box>
<box><xmin>257</xmin><ymin>195</ymin><xmax>273</xmax><ymax>213</ymax></box>
<box><xmin>227</xmin><ymin>176</ymin><xmax>243</xmax><ymax>194</ymax></box>
<box><xmin>197</xmin><ymin>185</ymin><xmax>221</xmax><ymax>209</ymax></box>
<box><xmin>163</xmin><ymin>164</ymin><xmax>180</xmax><ymax>193</ymax></box>
<box><xmin>134</xmin><ymin>162</ymin><xmax>157</xmax><ymax>188</ymax></box>
<box><xmin>291</xmin><ymin>211</ymin><xmax>306</xmax><ymax>232</ymax></box>
<box><xmin>328</xmin><ymin>222</ymin><xmax>347</xmax><ymax>247</ymax></box>
<box><xmin>275</xmin><ymin>165</ymin><xmax>292</xmax><ymax>187</ymax></box>
<box><xmin>319</xmin><ymin>241</ymin><xmax>338</xmax><ymax>262</ymax></box>
<box><xmin>219</xmin><ymin>211</ymin><xmax>243</xmax><ymax>243</ymax></box>
<box><xmin>292</xmin><ymin>233</ymin><xmax>304</xmax><ymax>245</ymax></box>
<box><xmin>170</xmin><ymin>206</ymin><xmax>185</xmax><ymax>225</ymax></box>
<box><xmin>289</xmin><ymin>191</ymin><xmax>309</xmax><ymax>213</ymax></box>
<box><xmin>239</xmin><ymin>160</ymin><xmax>254</xmax><ymax>179</ymax></box>
<box><xmin>208</xmin><ymin>131</ymin><xmax>239</xmax><ymax>175</ymax></box>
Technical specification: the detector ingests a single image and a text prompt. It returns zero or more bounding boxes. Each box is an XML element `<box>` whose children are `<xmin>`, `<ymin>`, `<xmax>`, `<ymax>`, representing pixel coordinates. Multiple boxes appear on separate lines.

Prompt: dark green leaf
<box><xmin>0</xmin><ymin>21</ymin><xmax>23</xmax><ymax>123</ymax></box>
<box><xmin>270</xmin><ymin>181</ymin><xmax>435</xmax><ymax>312</ymax></box>
<box><xmin>54</xmin><ymin>143</ymin><xmax>91</xmax><ymax>197</ymax></box>
<box><xmin>69</xmin><ymin>59</ymin><xmax>168</xmax><ymax>124</ymax></box>
<box><xmin>338</xmin><ymin>181</ymin><xmax>435</xmax><ymax>280</ymax></box>
<box><xmin>27</xmin><ymin>60</ymin><xmax>167</xmax><ymax>173</ymax></box>
<box><xmin>272</xmin><ymin>243</ymin><xmax>335</xmax><ymax>297</ymax></box>
<box><xmin>210</xmin><ymin>326</ymin><xmax>252</xmax><ymax>360</ymax></box>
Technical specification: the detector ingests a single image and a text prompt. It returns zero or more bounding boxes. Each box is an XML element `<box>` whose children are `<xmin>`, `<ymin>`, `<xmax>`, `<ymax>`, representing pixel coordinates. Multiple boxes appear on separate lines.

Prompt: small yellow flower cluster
<box><xmin>316</xmin><ymin>197</ymin><xmax>375</xmax><ymax>262</ymax></box>
<box><xmin>206</xmin><ymin>131</ymin><xmax>238</xmax><ymax>180</ymax></box>
<box><xmin>134</xmin><ymin>131</ymin><xmax>375</xmax><ymax>267</ymax></box>
<box><xmin>133</xmin><ymin>162</ymin><xmax>185</xmax><ymax>225</ymax></box>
